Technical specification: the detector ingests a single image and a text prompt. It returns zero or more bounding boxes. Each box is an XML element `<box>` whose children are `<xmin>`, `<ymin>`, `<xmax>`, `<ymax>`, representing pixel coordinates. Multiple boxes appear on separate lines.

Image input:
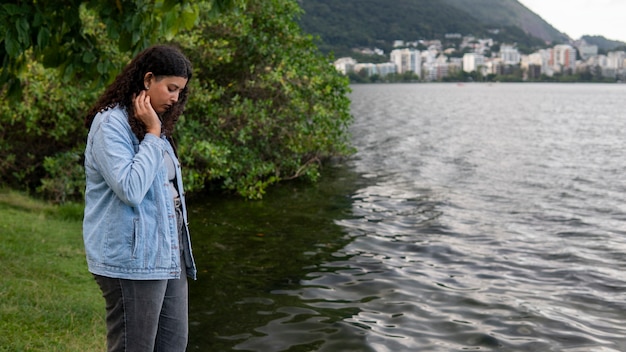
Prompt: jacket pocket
<box><xmin>131</xmin><ymin>218</ymin><xmax>139</xmax><ymax>259</ymax></box>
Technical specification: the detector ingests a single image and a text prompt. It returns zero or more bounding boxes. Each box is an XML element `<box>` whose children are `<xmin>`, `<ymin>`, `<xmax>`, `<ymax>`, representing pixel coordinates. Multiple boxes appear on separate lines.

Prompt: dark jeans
<box><xmin>94</xmin><ymin>263</ymin><xmax>188</xmax><ymax>352</ymax></box>
<box><xmin>95</xmin><ymin>199</ymin><xmax>189</xmax><ymax>351</ymax></box>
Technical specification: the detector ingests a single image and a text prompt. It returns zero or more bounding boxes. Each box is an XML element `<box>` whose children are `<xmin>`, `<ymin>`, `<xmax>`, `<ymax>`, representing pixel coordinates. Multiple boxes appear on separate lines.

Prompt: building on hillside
<box><xmin>585</xmin><ymin>54</ymin><xmax>605</xmax><ymax>68</ymax></box>
<box><xmin>522</xmin><ymin>53</ymin><xmax>545</xmax><ymax>78</ymax></box>
<box><xmin>334</xmin><ymin>57</ymin><xmax>357</xmax><ymax>75</ymax></box>
<box><xmin>349</xmin><ymin>62</ymin><xmax>396</xmax><ymax>78</ymax></box>
<box><xmin>500</xmin><ymin>45</ymin><xmax>521</xmax><ymax>65</ymax></box>
<box><xmin>376</xmin><ymin>62</ymin><xmax>397</xmax><ymax>77</ymax></box>
<box><xmin>390</xmin><ymin>48</ymin><xmax>421</xmax><ymax>77</ymax></box>
<box><xmin>586</xmin><ymin>54</ymin><xmax>609</xmax><ymax>77</ymax></box>
<box><xmin>354</xmin><ymin>48</ymin><xmax>385</xmax><ymax>56</ymax></box>
<box><xmin>485</xmin><ymin>58</ymin><xmax>503</xmax><ymax>75</ymax></box>
<box><xmin>461</xmin><ymin>37</ymin><xmax>494</xmax><ymax>55</ymax></box>
<box><xmin>448</xmin><ymin>57</ymin><xmax>463</xmax><ymax>75</ymax></box>
<box><xmin>607</xmin><ymin>51</ymin><xmax>626</xmax><ymax>70</ymax></box>
<box><xmin>594</xmin><ymin>52</ymin><xmax>624</xmax><ymax>79</ymax></box>
<box><xmin>463</xmin><ymin>53</ymin><xmax>485</xmax><ymax>73</ymax></box>
<box><xmin>422</xmin><ymin>55</ymin><xmax>449</xmax><ymax>81</ymax></box>
<box><xmin>524</xmin><ymin>49</ymin><xmax>552</xmax><ymax>76</ymax></box>
<box><xmin>526</xmin><ymin>64</ymin><xmax>542</xmax><ymax>80</ymax></box>
<box><xmin>550</xmin><ymin>44</ymin><xmax>577</xmax><ymax>74</ymax></box>
<box><xmin>425</xmin><ymin>40</ymin><xmax>443</xmax><ymax>52</ymax></box>
<box><xmin>354</xmin><ymin>63</ymin><xmax>377</xmax><ymax>77</ymax></box>
<box><xmin>434</xmin><ymin>55</ymin><xmax>450</xmax><ymax>80</ymax></box>
<box><xmin>421</xmin><ymin>48</ymin><xmax>437</xmax><ymax>64</ymax></box>
<box><xmin>420</xmin><ymin>49</ymin><xmax>438</xmax><ymax>80</ymax></box>
<box><xmin>603</xmin><ymin>51</ymin><xmax>626</xmax><ymax>79</ymax></box>
<box><xmin>577</xmin><ymin>43</ymin><xmax>598</xmax><ymax>60</ymax></box>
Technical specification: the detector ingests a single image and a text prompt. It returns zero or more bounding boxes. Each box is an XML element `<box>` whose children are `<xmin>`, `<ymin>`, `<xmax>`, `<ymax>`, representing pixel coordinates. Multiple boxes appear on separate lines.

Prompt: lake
<box><xmin>188</xmin><ymin>83</ymin><xmax>626</xmax><ymax>351</ymax></box>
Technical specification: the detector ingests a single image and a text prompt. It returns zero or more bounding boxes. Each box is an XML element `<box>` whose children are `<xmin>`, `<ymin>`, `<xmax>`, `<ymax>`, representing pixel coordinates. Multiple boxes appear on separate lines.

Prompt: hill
<box><xmin>441</xmin><ymin>0</ymin><xmax>568</xmax><ymax>44</ymax></box>
<box><xmin>297</xmin><ymin>0</ymin><xmax>568</xmax><ymax>56</ymax></box>
<box><xmin>581</xmin><ymin>35</ymin><xmax>626</xmax><ymax>52</ymax></box>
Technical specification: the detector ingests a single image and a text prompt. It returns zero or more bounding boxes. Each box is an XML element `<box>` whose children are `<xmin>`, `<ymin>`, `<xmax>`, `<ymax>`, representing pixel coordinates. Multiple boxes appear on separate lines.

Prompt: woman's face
<box><xmin>144</xmin><ymin>74</ymin><xmax>188</xmax><ymax>114</ymax></box>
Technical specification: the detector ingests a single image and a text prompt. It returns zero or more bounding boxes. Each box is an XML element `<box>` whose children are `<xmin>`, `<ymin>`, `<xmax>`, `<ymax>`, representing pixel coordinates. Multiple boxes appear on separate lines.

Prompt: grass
<box><xmin>0</xmin><ymin>189</ymin><xmax>105</xmax><ymax>351</ymax></box>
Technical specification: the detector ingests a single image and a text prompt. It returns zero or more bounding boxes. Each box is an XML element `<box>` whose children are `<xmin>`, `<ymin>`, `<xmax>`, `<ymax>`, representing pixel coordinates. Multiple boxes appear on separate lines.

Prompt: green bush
<box><xmin>38</xmin><ymin>150</ymin><xmax>86</xmax><ymax>204</ymax></box>
<box><xmin>179</xmin><ymin>0</ymin><xmax>353</xmax><ymax>198</ymax></box>
<box><xmin>0</xmin><ymin>61</ymin><xmax>96</xmax><ymax>200</ymax></box>
<box><xmin>0</xmin><ymin>0</ymin><xmax>353</xmax><ymax>202</ymax></box>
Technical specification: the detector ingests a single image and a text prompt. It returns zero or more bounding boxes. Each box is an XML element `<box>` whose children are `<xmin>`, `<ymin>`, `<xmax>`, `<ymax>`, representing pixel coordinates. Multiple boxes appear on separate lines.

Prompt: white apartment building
<box><xmin>422</xmin><ymin>55</ymin><xmax>449</xmax><ymax>81</ymax></box>
<box><xmin>607</xmin><ymin>51</ymin><xmax>626</xmax><ymax>70</ymax></box>
<box><xmin>589</xmin><ymin>54</ymin><xmax>608</xmax><ymax>67</ymax></box>
<box><xmin>448</xmin><ymin>57</ymin><xmax>463</xmax><ymax>73</ymax></box>
<box><xmin>551</xmin><ymin>44</ymin><xmax>577</xmax><ymax>73</ymax></box>
<box><xmin>390</xmin><ymin>48</ymin><xmax>421</xmax><ymax>77</ymax></box>
<box><xmin>485</xmin><ymin>58</ymin><xmax>502</xmax><ymax>75</ymax></box>
<box><xmin>393</xmin><ymin>40</ymin><xmax>405</xmax><ymax>48</ymax></box>
<box><xmin>353</xmin><ymin>62</ymin><xmax>396</xmax><ymax>78</ymax></box>
<box><xmin>354</xmin><ymin>63</ymin><xmax>377</xmax><ymax>76</ymax></box>
<box><xmin>461</xmin><ymin>37</ymin><xmax>494</xmax><ymax>55</ymax></box>
<box><xmin>333</xmin><ymin>57</ymin><xmax>357</xmax><ymax>75</ymax></box>
<box><xmin>334</xmin><ymin>33</ymin><xmax>626</xmax><ymax>81</ymax></box>
<box><xmin>463</xmin><ymin>53</ymin><xmax>485</xmax><ymax>73</ymax></box>
<box><xmin>500</xmin><ymin>45</ymin><xmax>521</xmax><ymax>65</ymax></box>
<box><xmin>376</xmin><ymin>62</ymin><xmax>397</xmax><ymax>77</ymax></box>
<box><xmin>524</xmin><ymin>49</ymin><xmax>552</xmax><ymax>76</ymax></box>
<box><xmin>421</xmin><ymin>48</ymin><xmax>437</xmax><ymax>64</ymax></box>
<box><xmin>435</xmin><ymin>55</ymin><xmax>449</xmax><ymax>80</ymax></box>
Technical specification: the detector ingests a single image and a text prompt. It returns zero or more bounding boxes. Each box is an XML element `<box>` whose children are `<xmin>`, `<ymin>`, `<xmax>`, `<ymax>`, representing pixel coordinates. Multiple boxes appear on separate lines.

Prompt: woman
<box><xmin>83</xmin><ymin>45</ymin><xmax>197</xmax><ymax>352</ymax></box>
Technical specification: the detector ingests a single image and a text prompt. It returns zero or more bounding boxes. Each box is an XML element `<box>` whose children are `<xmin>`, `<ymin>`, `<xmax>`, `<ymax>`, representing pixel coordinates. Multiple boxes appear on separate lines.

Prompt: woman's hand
<box><xmin>133</xmin><ymin>90</ymin><xmax>161</xmax><ymax>137</ymax></box>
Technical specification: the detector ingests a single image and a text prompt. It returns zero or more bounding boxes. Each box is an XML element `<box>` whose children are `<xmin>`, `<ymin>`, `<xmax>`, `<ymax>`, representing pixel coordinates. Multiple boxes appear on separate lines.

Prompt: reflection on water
<box><xmin>189</xmin><ymin>83</ymin><xmax>626</xmax><ymax>351</ymax></box>
<box><xmin>187</xmin><ymin>164</ymin><xmax>369</xmax><ymax>351</ymax></box>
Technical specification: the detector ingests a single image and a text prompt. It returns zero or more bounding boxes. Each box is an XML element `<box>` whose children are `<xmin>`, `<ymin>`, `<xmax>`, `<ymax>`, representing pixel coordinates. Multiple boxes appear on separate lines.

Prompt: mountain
<box><xmin>581</xmin><ymin>35</ymin><xmax>626</xmax><ymax>52</ymax></box>
<box><xmin>297</xmin><ymin>0</ymin><xmax>569</xmax><ymax>56</ymax></box>
<box><xmin>441</xmin><ymin>0</ymin><xmax>568</xmax><ymax>44</ymax></box>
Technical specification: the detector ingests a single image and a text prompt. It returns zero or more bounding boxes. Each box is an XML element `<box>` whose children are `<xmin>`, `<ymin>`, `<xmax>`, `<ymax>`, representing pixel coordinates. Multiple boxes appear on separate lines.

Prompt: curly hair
<box><xmin>85</xmin><ymin>45</ymin><xmax>193</xmax><ymax>141</ymax></box>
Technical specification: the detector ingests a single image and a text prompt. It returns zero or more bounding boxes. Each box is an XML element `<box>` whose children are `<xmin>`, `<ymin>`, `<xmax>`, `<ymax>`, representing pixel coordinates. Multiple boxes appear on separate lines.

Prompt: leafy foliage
<box><xmin>0</xmin><ymin>61</ymin><xmax>96</xmax><ymax>201</ymax></box>
<box><xmin>0</xmin><ymin>0</ymin><xmax>204</xmax><ymax>98</ymax></box>
<box><xmin>0</xmin><ymin>0</ymin><xmax>353</xmax><ymax>202</ymax></box>
<box><xmin>178</xmin><ymin>0</ymin><xmax>353</xmax><ymax>198</ymax></box>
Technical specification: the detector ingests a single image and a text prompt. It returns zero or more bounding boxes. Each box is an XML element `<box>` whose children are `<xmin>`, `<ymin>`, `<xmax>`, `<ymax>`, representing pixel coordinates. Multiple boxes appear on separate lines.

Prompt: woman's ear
<box><xmin>143</xmin><ymin>72</ymin><xmax>154</xmax><ymax>90</ymax></box>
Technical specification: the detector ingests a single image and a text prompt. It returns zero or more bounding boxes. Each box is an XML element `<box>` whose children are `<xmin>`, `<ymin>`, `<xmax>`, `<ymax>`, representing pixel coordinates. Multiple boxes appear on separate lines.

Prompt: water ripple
<box><xmin>210</xmin><ymin>84</ymin><xmax>626</xmax><ymax>351</ymax></box>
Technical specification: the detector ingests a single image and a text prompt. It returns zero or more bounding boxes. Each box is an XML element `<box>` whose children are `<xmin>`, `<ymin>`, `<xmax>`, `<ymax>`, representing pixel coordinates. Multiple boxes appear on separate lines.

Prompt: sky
<box><xmin>517</xmin><ymin>0</ymin><xmax>626</xmax><ymax>42</ymax></box>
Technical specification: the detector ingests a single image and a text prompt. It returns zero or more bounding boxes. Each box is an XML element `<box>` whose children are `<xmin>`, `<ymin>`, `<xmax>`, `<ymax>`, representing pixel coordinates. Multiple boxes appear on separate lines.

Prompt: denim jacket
<box><xmin>83</xmin><ymin>105</ymin><xmax>197</xmax><ymax>280</ymax></box>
